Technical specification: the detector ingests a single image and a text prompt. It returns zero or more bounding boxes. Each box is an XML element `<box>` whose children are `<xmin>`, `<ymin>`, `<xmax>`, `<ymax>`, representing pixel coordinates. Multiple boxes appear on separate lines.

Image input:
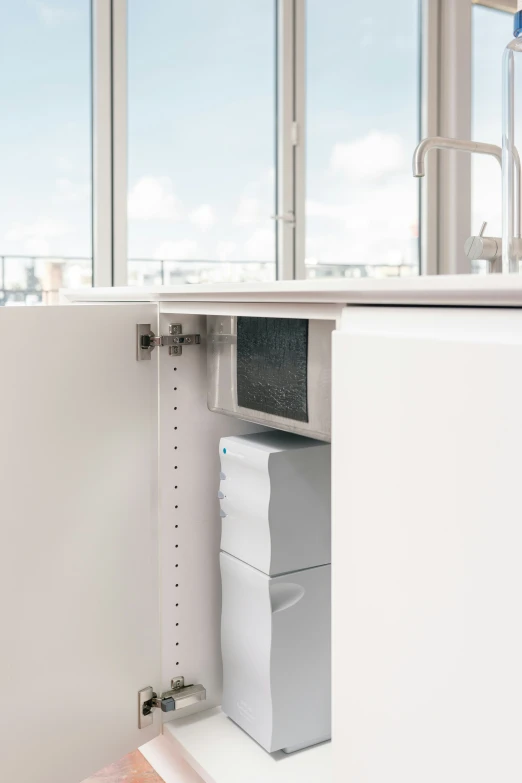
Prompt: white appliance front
<box><xmin>220</xmin><ymin>552</ymin><xmax>331</xmax><ymax>754</ymax></box>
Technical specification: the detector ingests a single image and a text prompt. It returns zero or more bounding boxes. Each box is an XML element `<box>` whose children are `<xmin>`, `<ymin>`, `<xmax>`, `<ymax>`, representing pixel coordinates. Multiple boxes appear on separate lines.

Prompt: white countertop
<box><xmin>63</xmin><ymin>274</ymin><xmax>522</xmax><ymax>307</ymax></box>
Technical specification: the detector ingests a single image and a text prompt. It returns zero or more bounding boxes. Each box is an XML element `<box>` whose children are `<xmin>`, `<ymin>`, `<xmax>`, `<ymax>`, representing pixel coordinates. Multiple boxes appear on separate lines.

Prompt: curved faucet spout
<box><xmin>413</xmin><ymin>135</ymin><xmax>520</xmax><ymax>238</ymax></box>
<box><xmin>412</xmin><ymin>136</ymin><xmax>502</xmax><ymax>177</ymax></box>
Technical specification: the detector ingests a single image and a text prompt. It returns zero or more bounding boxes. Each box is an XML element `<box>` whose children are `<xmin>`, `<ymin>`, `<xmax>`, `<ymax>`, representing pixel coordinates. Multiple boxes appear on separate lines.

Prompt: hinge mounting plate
<box><xmin>138</xmin><ymin>677</ymin><xmax>207</xmax><ymax>728</ymax></box>
<box><xmin>137</xmin><ymin>323</ymin><xmax>201</xmax><ymax>361</ymax></box>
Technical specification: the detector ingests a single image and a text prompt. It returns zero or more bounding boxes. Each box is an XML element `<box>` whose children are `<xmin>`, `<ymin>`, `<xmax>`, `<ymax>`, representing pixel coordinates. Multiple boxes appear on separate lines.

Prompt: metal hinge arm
<box><xmin>155</xmin><ymin>333</ymin><xmax>201</xmax><ymax>349</ymax></box>
<box><xmin>137</xmin><ymin>323</ymin><xmax>201</xmax><ymax>361</ymax></box>
<box><xmin>152</xmin><ymin>683</ymin><xmax>206</xmax><ymax>713</ymax></box>
<box><xmin>138</xmin><ymin>677</ymin><xmax>206</xmax><ymax>728</ymax></box>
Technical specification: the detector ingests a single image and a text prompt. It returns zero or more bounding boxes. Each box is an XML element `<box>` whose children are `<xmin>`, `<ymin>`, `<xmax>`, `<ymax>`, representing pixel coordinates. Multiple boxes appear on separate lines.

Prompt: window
<box><xmin>127</xmin><ymin>0</ymin><xmax>276</xmax><ymax>286</ymax></box>
<box><xmin>0</xmin><ymin>0</ymin><xmax>92</xmax><ymax>305</ymax></box>
<box><xmin>472</xmin><ymin>3</ymin><xmax>513</xmax><ymax>242</ymax></box>
<box><xmin>305</xmin><ymin>0</ymin><xmax>421</xmax><ymax>279</ymax></box>
<box><xmin>3</xmin><ymin>0</ymin><xmax>514</xmax><ymax>294</ymax></box>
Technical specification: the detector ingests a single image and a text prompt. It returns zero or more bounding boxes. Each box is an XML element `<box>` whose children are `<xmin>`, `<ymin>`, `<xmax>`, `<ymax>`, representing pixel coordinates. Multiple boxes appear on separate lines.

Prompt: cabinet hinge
<box><xmin>138</xmin><ymin>677</ymin><xmax>207</xmax><ymax>728</ymax></box>
<box><xmin>137</xmin><ymin>323</ymin><xmax>201</xmax><ymax>361</ymax></box>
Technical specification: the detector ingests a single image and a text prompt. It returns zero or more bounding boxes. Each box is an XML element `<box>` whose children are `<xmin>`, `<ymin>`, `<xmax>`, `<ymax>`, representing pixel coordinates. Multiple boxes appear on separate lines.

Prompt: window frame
<box><xmin>92</xmin><ymin>0</ymin><xmax>127</xmax><ymax>287</ymax></box>
<box><xmin>93</xmin><ymin>0</ymin><xmax>506</xmax><ymax>284</ymax></box>
<box><xmin>276</xmin><ymin>0</ymin><xmax>302</xmax><ymax>279</ymax></box>
<box><xmin>423</xmin><ymin>0</ymin><xmax>472</xmax><ymax>275</ymax></box>
<box><xmin>289</xmin><ymin>0</ymin><xmax>430</xmax><ymax>277</ymax></box>
<box><xmin>427</xmin><ymin>0</ymin><xmax>514</xmax><ymax>275</ymax></box>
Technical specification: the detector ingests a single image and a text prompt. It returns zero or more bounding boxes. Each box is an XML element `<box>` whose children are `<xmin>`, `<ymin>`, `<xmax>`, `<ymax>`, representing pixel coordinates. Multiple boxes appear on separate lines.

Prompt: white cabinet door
<box><xmin>0</xmin><ymin>304</ymin><xmax>160</xmax><ymax>783</ymax></box>
<box><xmin>332</xmin><ymin>306</ymin><xmax>522</xmax><ymax>783</ymax></box>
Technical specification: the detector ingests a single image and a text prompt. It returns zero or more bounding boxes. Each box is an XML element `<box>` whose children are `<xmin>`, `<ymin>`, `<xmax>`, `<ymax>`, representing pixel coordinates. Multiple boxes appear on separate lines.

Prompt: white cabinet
<box><xmin>333</xmin><ymin>305</ymin><xmax>522</xmax><ymax>783</ymax></box>
<box><xmin>3</xmin><ymin>281</ymin><xmax>522</xmax><ymax>783</ymax></box>
<box><xmin>0</xmin><ymin>297</ymin><xmax>338</xmax><ymax>783</ymax></box>
<box><xmin>0</xmin><ymin>304</ymin><xmax>161</xmax><ymax>783</ymax></box>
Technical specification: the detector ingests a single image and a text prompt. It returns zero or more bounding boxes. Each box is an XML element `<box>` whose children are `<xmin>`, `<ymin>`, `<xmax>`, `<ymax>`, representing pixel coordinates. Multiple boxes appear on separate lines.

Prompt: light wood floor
<box><xmin>83</xmin><ymin>750</ymin><xmax>165</xmax><ymax>783</ymax></box>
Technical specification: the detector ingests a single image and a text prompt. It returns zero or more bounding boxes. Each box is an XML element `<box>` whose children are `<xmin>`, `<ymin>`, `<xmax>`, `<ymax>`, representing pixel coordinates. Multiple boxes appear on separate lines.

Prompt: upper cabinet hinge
<box><xmin>138</xmin><ymin>677</ymin><xmax>207</xmax><ymax>728</ymax></box>
<box><xmin>291</xmin><ymin>121</ymin><xmax>299</xmax><ymax>146</ymax></box>
<box><xmin>137</xmin><ymin>323</ymin><xmax>201</xmax><ymax>361</ymax></box>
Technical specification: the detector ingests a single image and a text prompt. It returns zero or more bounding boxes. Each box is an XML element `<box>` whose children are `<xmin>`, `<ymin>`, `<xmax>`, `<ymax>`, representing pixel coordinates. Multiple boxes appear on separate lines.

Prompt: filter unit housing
<box><xmin>220</xmin><ymin>552</ymin><xmax>331</xmax><ymax>753</ymax></box>
<box><xmin>219</xmin><ymin>431</ymin><xmax>331</xmax><ymax>576</ymax></box>
<box><xmin>219</xmin><ymin>430</ymin><xmax>331</xmax><ymax>753</ymax></box>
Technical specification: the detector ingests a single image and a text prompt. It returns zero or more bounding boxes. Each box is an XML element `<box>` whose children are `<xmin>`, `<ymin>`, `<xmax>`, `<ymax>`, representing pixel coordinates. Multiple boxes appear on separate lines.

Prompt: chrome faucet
<box><xmin>412</xmin><ymin>136</ymin><xmax>503</xmax><ymax>177</ymax></box>
<box><xmin>412</xmin><ymin>135</ymin><xmax>521</xmax><ymax>271</ymax></box>
<box><xmin>464</xmin><ymin>221</ymin><xmax>502</xmax><ymax>272</ymax></box>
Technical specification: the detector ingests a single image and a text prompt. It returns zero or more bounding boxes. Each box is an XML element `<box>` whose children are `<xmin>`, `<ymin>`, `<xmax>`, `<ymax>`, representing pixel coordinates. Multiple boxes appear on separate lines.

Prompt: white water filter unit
<box><xmin>218</xmin><ymin>431</ymin><xmax>331</xmax><ymax>754</ymax></box>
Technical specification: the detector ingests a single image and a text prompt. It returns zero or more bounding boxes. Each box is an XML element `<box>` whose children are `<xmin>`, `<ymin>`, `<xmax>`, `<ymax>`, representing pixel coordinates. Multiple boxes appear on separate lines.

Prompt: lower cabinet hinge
<box><xmin>137</xmin><ymin>323</ymin><xmax>201</xmax><ymax>360</ymax></box>
<box><xmin>138</xmin><ymin>677</ymin><xmax>206</xmax><ymax>728</ymax></box>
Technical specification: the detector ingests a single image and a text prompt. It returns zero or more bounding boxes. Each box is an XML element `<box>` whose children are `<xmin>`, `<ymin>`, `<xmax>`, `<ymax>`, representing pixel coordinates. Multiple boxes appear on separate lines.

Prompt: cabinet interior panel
<box><xmin>158</xmin><ymin>312</ymin><xmax>266</xmax><ymax>716</ymax></box>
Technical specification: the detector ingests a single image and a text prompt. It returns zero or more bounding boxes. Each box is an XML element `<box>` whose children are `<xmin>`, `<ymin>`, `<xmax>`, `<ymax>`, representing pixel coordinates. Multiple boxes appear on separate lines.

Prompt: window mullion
<box><xmin>92</xmin><ymin>0</ymin><xmax>113</xmax><ymax>286</ymax></box>
<box><xmin>438</xmin><ymin>0</ymin><xmax>472</xmax><ymax>274</ymax></box>
<box><xmin>277</xmin><ymin>0</ymin><xmax>297</xmax><ymax>279</ymax></box>
<box><xmin>421</xmin><ymin>0</ymin><xmax>472</xmax><ymax>276</ymax></box>
<box><xmin>420</xmin><ymin>0</ymin><xmax>441</xmax><ymax>274</ymax></box>
<box><xmin>112</xmin><ymin>0</ymin><xmax>128</xmax><ymax>287</ymax></box>
<box><xmin>294</xmin><ymin>0</ymin><xmax>306</xmax><ymax>279</ymax></box>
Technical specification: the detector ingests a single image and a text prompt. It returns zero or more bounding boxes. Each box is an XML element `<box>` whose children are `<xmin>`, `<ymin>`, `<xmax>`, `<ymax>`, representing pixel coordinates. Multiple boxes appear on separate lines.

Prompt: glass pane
<box><xmin>472</xmin><ymin>4</ymin><xmax>512</xmax><ymax>263</ymax></box>
<box><xmin>0</xmin><ymin>0</ymin><xmax>92</xmax><ymax>305</ymax></box>
<box><xmin>127</xmin><ymin>0</ymin><xmax>276</xmax><ymax>285</ymax></box>
<box><xmin>305</xmin><ymin>0</ymin><xmax>420</xmax><ymax>279</ymax></box>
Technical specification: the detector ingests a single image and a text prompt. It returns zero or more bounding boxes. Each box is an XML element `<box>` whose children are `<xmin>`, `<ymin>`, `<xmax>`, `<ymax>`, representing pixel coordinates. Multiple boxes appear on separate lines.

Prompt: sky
<box><xmin>305</xmin><ymin>0</ymin><xmax>419</xmax><ymax>268</ymax></box>
<box><xmin>128</xmin><ymin>0</ymin><xmax>420</xmax><ymax>270</ymax></box>
<box><xmin>0</xmin><ymin>0</ymin><xmax>91</xmax><ymax>278</ymax></box>
<box><xmin>0</xmin><ymin>0</ymin><xmax>513</xmax><ymax>285</ymax></box>
<box><xmin>127</xmin><ymin>0</ymin><xmax>276</xmax><ymax>268</ymax></box>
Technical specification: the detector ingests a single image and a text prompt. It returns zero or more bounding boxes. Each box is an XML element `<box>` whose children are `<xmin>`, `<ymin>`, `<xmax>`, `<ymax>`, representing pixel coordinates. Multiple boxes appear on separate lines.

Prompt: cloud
<box><xmin>244</xmin><ymin>229</ymin><xmax>275</xmax><ymax>262</ymax></box>
<box><xmin>189</xmin><ymin>204</ymin><xmax>216</xmax><ymax>232</ymax></box>
<box><xmin>154</xmin><ymin>239</ymin><xmax>199</xmax><ymax>261</ymax></box>
<box><xmin>4</xmin><ymin>217</ymin><xmax>70</xmax><ymax>257</ymax></box>
<box><xmin>306</xmin><ymin>200</ymin><xmax>349</xmax><ymax>221</ymax></box>
<box><xmin>216</xmin><ymin>241</ymin><xmax>238</xmax><ymax>261</ymax></box>
<box><xmin>233</xmin><ymin>168</ymin><xmax>275</xmax><ymax>226</ymax></box>
<box><xmin>266</xmin><ymin>167</ymin><xmax>276</xmax><ymax>185</ymax></box>
<box><xmin>128</xmin><ymin>177</ymin><xmax>182</xmax><ymax>221</ymax></box>
<box><xmin>24</xmin><ymin>238</ymin><xmax>51</xmax><ymax>256</ymax></box>
<box><xmin>56</xmin><ymin>178</ymin><xmax>90</xmax><ymax>203</ymax></box>
<box><xmin>233</xmin><ymin>197</ymin><xmax>264</xmax><ymax>226</ymax></box>
<box><xmin>305</xmin><ymin>181</ymin><xmax>418</xmax><ymax>267</ymax></box>
<box><xmin>5</xmin><ymin>217</ymin><xmax>69</xmax><ymax>242</ymax></box>
<box><xmin>330</xmin><ymin>131</ymin><xmax>406</xmax><ymax>181</ymax></box>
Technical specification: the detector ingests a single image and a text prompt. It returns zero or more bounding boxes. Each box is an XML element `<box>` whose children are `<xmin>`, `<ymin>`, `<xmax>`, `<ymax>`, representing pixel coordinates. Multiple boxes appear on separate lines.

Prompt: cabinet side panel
<box><xmin>158</xmin><ymin>312</ymin><xmax>264</xmax><ymax>718</ymax></box>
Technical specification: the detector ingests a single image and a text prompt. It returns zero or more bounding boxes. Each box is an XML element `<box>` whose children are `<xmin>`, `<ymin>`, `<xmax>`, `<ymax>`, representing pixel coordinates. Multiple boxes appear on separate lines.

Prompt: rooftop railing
<box><xmin>0</xmin><ymin>255</ymin><xmax>419</xmax><ymax>305</ymax></box>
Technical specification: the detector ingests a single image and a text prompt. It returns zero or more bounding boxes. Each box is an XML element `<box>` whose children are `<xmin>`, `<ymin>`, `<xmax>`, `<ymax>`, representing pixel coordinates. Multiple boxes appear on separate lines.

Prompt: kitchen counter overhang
<box><xmin>62</xmin><ymin>274</ymin><xmax>522</xmax><ymax>307</ymax></box>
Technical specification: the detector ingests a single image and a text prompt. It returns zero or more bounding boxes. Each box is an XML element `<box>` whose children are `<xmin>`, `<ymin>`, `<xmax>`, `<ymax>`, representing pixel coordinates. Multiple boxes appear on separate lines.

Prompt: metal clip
<box><xmin>137</xmin><ymin>324</ymin><xmax>201</xmax><ymax>361</ymax></box>
<box><xmin>138</xmin><ymin>677</ymin><xmax>206</xmax><ymax>728</ymax></box>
